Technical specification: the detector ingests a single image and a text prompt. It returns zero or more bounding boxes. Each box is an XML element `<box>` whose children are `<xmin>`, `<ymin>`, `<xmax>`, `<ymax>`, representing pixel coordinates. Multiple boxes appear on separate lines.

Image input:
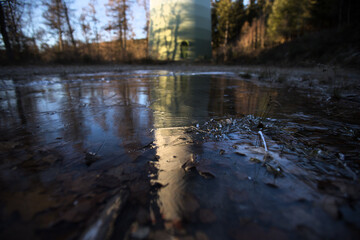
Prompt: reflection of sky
<box><xmin>0</xmin><ymin>74</ymin><xmax>154</xmax><ymax>163</ymax></box>
<box><xmin>0</xmin><ymin>71</ymin><xmax>279</xmax><ymax>168</ymax></box>
<box><xmin>0</xmin><ymin>72</ymin><xmax>278</xmax><ymax>130</ymax></box>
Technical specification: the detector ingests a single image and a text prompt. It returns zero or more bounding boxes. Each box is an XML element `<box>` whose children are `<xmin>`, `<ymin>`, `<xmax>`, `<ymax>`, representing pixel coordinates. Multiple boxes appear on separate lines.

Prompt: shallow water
<box><xmin>0</xmin><ymin>71</ymin><xmax>359</xmax><ymax>239</ymax></box>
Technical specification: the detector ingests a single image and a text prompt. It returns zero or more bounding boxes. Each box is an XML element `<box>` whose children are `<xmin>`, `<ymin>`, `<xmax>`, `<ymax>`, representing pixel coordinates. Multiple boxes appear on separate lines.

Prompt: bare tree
<box><xmin>0</xmin><ymin>2</ymin><xmax>13</xmax><ymax>61</ymax></box>
<box><xmin>23</xmin><ymin>1</ymin><xmax>40</xmax><ymax>55</ymax></box>
<box><xmin>106</xmin><ymin>0</ymin><xmax>132</xmax><ymax>60</ymax></box>
<box><xmin>137</xmin><ymin>0</ymin><xmax>149</xmax><ymax>58</ymax></box>
<box><xmin>63</xmin><ymin>0</ymin><xmax>77</xmax><ymax>51</ymax></box>
<box><xmin>42</xmin><ymin>0</ymin><xmax>65</xmax><ymax>51</ymax></box>
<box><xmin>88</xmin><ymin>0</ymin><xmax>100</xmax><ymax>59</ymax></box>
<box><xmin>79</xmin><ymin>8</ymin><xmax>91</xmax><ymax>55</ymax></box>
<box><xmin>0</xmin><ymin>0</ymin><xmax>33</xmax><ymax>61</ymax></box>
<box><xmin>42</xmin><ymin>0</ymin><xmax>77</xmax><ymax>53</ymax></box>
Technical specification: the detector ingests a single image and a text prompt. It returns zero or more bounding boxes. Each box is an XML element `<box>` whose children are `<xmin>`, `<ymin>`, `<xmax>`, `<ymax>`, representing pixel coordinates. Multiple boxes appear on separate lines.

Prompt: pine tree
<box><xmin>267</xmin><ymin>0</ymin><xmax>310</xmax><ymax>42</ymax></box>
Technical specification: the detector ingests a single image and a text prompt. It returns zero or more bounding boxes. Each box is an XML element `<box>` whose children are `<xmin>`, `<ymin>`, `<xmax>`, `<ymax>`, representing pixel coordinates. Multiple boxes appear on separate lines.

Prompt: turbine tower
<box><xmin>149</xmin><ymin>0</ymin><xmax>212</xmax><ymax>61</ymax></box>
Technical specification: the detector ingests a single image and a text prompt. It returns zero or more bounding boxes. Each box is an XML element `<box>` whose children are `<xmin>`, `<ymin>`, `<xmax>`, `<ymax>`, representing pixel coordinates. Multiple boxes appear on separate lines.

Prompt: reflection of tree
<box><xmin>1</xmin><ymin>78</ymin><xmax>39</xmax><ymax>136</ymax></box>
<box><xmin>149</xmin><ymin>0</ymin><xmax>212</xmax><ymax>60</ymax></box>
<box><xmin>169</xmin><ymin>6</ymin><xmax>181</xmax><ymax>60</ymax></box>
<box><xmin>114</xmin><ymin>80</ymin><xmax>134</xmax><ymax>140</ymax></box>
<box><xmin>150</xmin><ymin>2</ymin><xmax>182</xmax><ymax>60</ymax></box>
<box><xmin>15</xmin><ymin>86</ymin><xmax>28</xmax><ymax>125</ymax></box>
<box><xmin>208</xmin><ymin>77</ymin><xmax>226</xmax><ymax>115</ymax></box>
<box><xmin>112</xmin><ymin>78</ymin><xmax>153</xmax><ymax>154</ymax></box>
<box><xmin>1</xmin><ymin>74</ymin><xmax>156</xmax><ymax>165</ymax></box>
<box><xmin>89</xmin><ymin>83</ymin><xmax>109</xmax><ymax>132</ymax></box>
<box><xmin>151</xmin><ymin>75</ymin><xmax>210</xmax><ymax>128</ymax></box>
<box><xmin>60</xmin><ymin>82</ymin><xmax>88</xmax><ymax>146</ymax></box>
<box><xmin>208</xmin><ymin>76</ymin><xmax>278</xmax><ymax>117</ymax></box>
<box><xmin>12</xmin><ymin>77</ymin><xmax>43</xmax><ymax>131</ymax></box>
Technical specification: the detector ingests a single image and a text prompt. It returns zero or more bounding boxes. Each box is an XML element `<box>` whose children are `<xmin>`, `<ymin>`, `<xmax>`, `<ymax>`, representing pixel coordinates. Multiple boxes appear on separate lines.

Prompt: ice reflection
<box><xmin>150</xmin><ymin>75</ymin><xmax>210</xmax><ymax>128</ymax></box>
<box><xmin>153</xmin><ymin>127</ymin><xmax>194</xmax><ymax>221</ymax></box>
<box><xmin>150</xmin><ymin>74</ymin><xmax>279</xmax><ymax>128</ymax></box>
<box><xmin>148</xmin><ymin>74</ymin><xmax>280</xmax><ymax>228</ymax></box>
<box><xmin>0</xmin><ymin>72</ymin><xmax>282</xmax><ymax>173</ymax></box>
<box><xmin>0</xmin><ymin>75</ymin><xmax>155</xmax><ymax>167</ymax></box>
<box><xmin>0</xmin><ymin>71</ymin><xmax>291</xmax><ymax>239</ymax></box>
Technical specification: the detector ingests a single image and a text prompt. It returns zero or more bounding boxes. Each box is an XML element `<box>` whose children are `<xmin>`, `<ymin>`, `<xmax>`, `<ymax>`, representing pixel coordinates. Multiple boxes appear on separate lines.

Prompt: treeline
<box><xmin>1</xmin><ymin>0</ymin><xmax>359</xmax><ymax>64</ymax></box>
<box><xmin>0</xmin><ymin>0</ymin><xmax>149</xmax><ymax>64</ymax></box>
<box><xmin>212</xmin><ymin>0</ymin><xmax>360</xmax><ymax>62</ymax></box>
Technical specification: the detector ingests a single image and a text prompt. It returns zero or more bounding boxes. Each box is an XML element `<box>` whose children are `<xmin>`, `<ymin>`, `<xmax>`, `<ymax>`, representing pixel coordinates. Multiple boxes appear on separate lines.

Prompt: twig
<box><xmin>95</xmin><ymin>141</ymin><xmax>106</xmax><ymax>155</ymax></box>
<box><xmin>258</xmin><ymin>131</ymin><xmax>268</xmax><ymax>152</ymax></box>
<box><xmin>80</xmin><ymin>190</ymin><xmax>128</xmax><ymax>240</ymax></box>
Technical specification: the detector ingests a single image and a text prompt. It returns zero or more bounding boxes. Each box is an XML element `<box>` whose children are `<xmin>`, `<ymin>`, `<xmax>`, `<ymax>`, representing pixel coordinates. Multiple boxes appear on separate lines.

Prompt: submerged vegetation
<box><xmin>189</xmin><ymin>114</ymin><xmax>359</xmax><ymax>180</ymax></box>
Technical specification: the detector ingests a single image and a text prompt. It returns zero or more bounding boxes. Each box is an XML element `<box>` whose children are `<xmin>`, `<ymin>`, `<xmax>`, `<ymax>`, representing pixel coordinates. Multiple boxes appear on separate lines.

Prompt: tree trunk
<box><xmin>119</xmin><ymin>23</ymin><xmax>123</xmax><ymax>60</ymax></box>
<box><xmin>260</xmin><ymin>16</ymin><xmax>265</xmax><ymax>48</ymax></box>
<box><xmin>146</xmin><ymin>19</ymin><xmax>149</xmax><ymax>58</ymax></box>
<box><xmin>122</xmin><ymin>0</ymin><xmax>127</xmax><ymax>57</ymax></box>
<box><xmin>93</xmin><ymin>21</ymin><xmax>99</xmax><ymax>60</ymax></box>
<box><xmin>56</xmin><ymin>0</ymin><xmax>64</xmax><ymax>51</ymax></box>
<box><xmin>144</xmin><ymin>1</ymin><xmax>149</xmax><ymax>58</ymax></box>
<box><xmin>224</xmin><ymin>20</ymin><xmax>229</xmax><ymax>62</ymax></box>
<box><xmin>8</xmin><ymin>3</ymin><xmax>21</xmax><ymax>49</ymax></box>
<box><xmin>0</xmin><ymin>4</ymin><xmax>13</xmax><ymax>61</ymax></box>
<box><xmin>58</xmin><ymin>29</ymin><xmax>63</xmax><ymax>51</ymax></box>
<box><xmin>63</xmin><ymin>1</ymin><xmax>77</xmax><ymax>51</ymax></box>
<box><xmin>255</xmin><ymin>19</ymin><xmax>258</xmax><ymax>49</ymax></box>
<box><xmin>89</xmin><ymin>1</ymin><xmax>99</xmax><ymax>59</ymax></box>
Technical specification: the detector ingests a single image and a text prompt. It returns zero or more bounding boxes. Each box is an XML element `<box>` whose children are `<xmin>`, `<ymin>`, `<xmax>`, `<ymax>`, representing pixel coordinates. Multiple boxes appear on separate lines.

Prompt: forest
<box><xmin>0</xmin><ymin>0</ymin><xmax>359</xmax><ymax>65</ymax></box>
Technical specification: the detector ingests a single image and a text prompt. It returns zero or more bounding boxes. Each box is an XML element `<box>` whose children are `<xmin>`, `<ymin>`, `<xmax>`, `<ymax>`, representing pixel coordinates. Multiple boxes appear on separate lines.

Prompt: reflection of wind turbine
<box><xmin>148</xmin><ymin>73</ymin><xmax>208</xmax><ymax>225</ymax></box>
<box><xmin>153</xmin><ymin>127</ymin><xmax>193</xmax><ymax>222</ymax></box>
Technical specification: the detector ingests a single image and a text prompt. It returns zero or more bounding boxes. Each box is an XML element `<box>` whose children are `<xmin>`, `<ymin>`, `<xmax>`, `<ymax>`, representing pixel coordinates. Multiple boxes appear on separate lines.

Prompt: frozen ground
<box><xmin>0</xmin><ymin>66</ymin><xmax>359</xmax><ymax>239</ymax></box>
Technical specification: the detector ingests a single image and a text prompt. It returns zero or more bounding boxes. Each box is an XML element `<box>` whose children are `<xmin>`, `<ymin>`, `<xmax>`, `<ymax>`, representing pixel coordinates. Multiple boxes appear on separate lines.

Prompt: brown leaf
<box><xmin>198</xmin><ymin>170</ymin><xmax>216</xmax><ymax>179</ymax></box>
<box><xmin>235</xmin><ymin>151</ymin><xmax>247</xmax><ymax>156</ymax></box>
<box><xmin>250</xmin><ymin>157</ymin><xmax>261</xmax><ymax>163</ymax></box>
